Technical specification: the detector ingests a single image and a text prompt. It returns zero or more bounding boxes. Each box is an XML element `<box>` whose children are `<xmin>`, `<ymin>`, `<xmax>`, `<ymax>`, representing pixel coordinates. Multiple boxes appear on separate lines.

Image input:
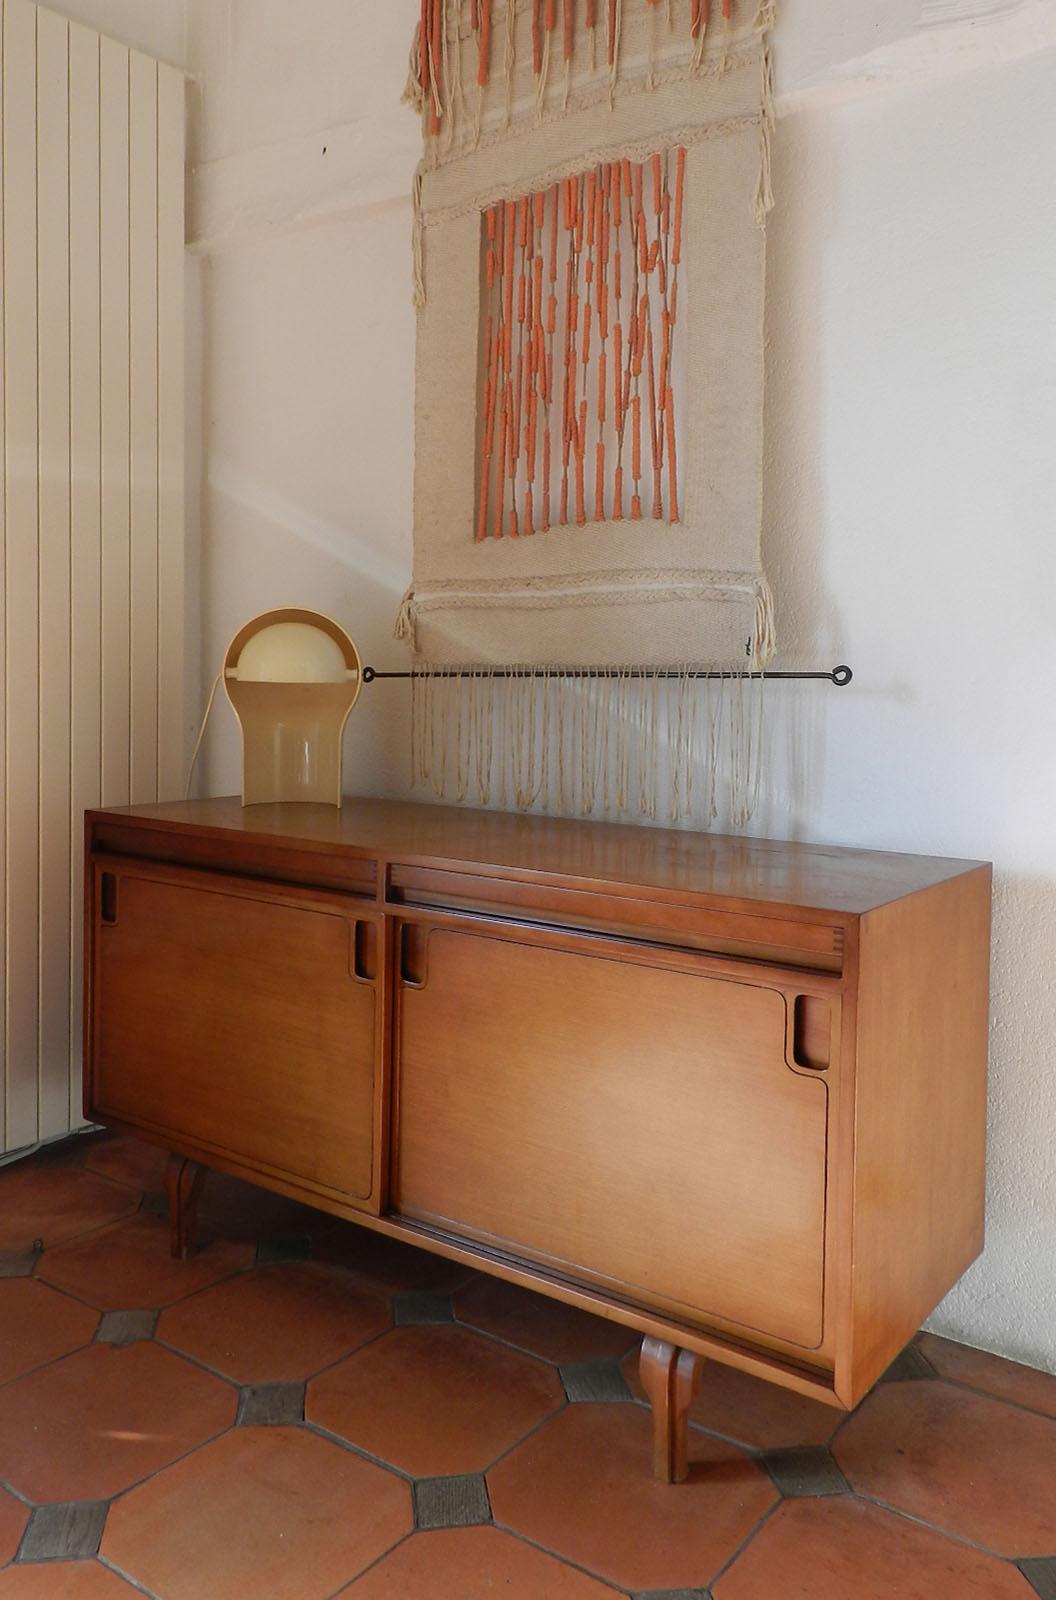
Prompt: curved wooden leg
<box><xmin>640</xmin><ymin>1336</ymin><xmax>702</xmax><ymax>1484</ymax></box>
<box><xmin>165</xmin><ymin>1154</ymin><xmax>206</xmax><ymax>1261</ymax></box>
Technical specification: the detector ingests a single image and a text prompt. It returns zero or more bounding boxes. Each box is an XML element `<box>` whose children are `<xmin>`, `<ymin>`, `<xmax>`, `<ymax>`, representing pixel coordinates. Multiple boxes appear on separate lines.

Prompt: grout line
<box><xmin>102</xmin><ymin>1415</ymin><xmax>238</xmax><ymax>1511</ymax></box>
<box><xmin>491</xmin><ymin>1518</ymin><xmax>632</xmax><ymax>1595</ymax></box>
<box><xmin>478</xmin><ymin>1393</ymin><xmax>570</xmax><ymax>1477</ymax></box>
<box><xmin>95</xmin><ymin>1550</ymin><xmax>164</xmax><ymax>1600</ymax></box>
<box><xmin>847</xmin><ymin>1488</ymin><xmax>1033</xmax><ymax>1564</ymax></box>
<box><xmin>300</xmin><ymin>1418</ymin><xmax>419</xmax><ymax>1487</ymax></box>
<box><xmin>705</xmin><ymin>1491</ymin><xmax>783</xmax><ymax>1590</ymax></box>
<box><xmin>321</xmin><ymin>1528</ymin><xmax>418</xmax><ymax>1600</ymax></box>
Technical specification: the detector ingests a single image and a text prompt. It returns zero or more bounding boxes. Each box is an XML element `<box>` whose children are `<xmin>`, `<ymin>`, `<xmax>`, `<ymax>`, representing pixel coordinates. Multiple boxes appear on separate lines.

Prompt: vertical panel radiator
<box><xmin>1</xmin><ymin>0</ymin><xmax>185</xmax><ymax>1154</ymax></box>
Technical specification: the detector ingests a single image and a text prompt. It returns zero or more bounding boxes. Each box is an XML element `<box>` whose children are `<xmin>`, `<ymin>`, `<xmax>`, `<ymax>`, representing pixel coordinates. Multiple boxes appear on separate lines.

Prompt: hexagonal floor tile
<box><xmin>38</xmin><ymin>1214</ymin><xmax>254</xmax><ymax>1310</ymax></box>
<box><xmin>455</xmin><ymin>1276</ymin><xmax>636</xmax><ymax>1364</ymax></box>
<box><xmin>0</xmin><ymin>1279</ymin><xmax>98</xmax><ymax>1384</ymax></box>
<box><xmin>308</xmin><ymin>1324</ymin><xmax>563</xmax><ymax>1476</ymax></box>
<box><xmin>712</xmin><ymin>1497</ymin><xmax>1032</xmax><ymax>1599</ymax></box>
<box><xmin>341</xmin><ymin>1525</ymin><xmax>618</xmax><ymax>1597</ymax></box>
<box><xmin>83</xmin><ymin>1135</ymin><xmax>170</xmax><ymax>1193</ymax></box>
<box><xmin>0</xmin><ymin>1340</ymin><xmax>235</xmax><ymax>1503</ymax></box>
<box><xmin>102</xmin><ymin>1425</ymin><xmax>411</xmax><ymax>1600</ymax></box>
<box><xmin>0</xmin><ymin>1565</ymin><xmax>142</xmax><ymax>1598</ymax></box>
<box><xmin>918</xmin><ymin>1334</ymin><xmax>1056</xmax><ymax>1421</ymax></box>
<box><xmin>488</xmin><ymin>1401</ymin><xmax>776</xmax><ymax>1592</ymax></box>
<box><xmin>834</xmin><ymin>1380</ymin><xmax>1056</xmax><ymax>1557</ymax></box>
<box><xmin>157</xmin><ymin>1261</ymin><xmax>390</xmax><ymax>1382</ymax></box>
<box><xmin>0</xmin><ymin>1485</ymin><xmax>29</xmax><ymax>1565</ymax></box>
<box><xmin>0</xmin><ymin>1167</ymin><xmax>137</xmax><ymax>1251</ymax></box>
<box><xmin>621</xmin><ymin>1349</ymin><xmax>843</xmax><ymax>1451</ymax></box>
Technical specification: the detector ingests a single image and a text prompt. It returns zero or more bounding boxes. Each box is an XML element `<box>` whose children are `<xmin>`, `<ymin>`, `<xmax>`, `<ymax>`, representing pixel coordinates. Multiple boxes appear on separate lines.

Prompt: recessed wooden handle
<box><xmin>792</xmin><ymin>995</ymin><xmax>831</xmax><ymax>1071</ymax></box>
<box><xmin>399</xmin><ymin>924</ymin><xmax>428</xmax><ymax>989</ymax></box>
<box><xmin>353</xmin><ymin>920</ymin><xmax>377</xmax><ymax>983</ymax></box>
<box><xmin>100</xmin><ymin>871</ymin><xmax>118</xmax><ymax>926</ymax></box>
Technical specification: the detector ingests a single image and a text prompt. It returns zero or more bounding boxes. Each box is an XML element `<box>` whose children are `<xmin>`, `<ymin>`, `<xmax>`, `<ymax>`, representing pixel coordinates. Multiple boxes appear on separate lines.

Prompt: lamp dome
<box><xmin>234</xmin><ymin>621</ymin><xmax>349</xmax><ymax>684</ymax></box>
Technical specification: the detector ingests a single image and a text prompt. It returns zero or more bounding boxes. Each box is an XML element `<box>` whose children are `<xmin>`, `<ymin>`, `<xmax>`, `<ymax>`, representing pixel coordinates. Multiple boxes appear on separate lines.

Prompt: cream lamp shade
<box><xmin>223</xmin><ymin>608</ymin><xmax>363</xmax><ymax>807</ymax></box>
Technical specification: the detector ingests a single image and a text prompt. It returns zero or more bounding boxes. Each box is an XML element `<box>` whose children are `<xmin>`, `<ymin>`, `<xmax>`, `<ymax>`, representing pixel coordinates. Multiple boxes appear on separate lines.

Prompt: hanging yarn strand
<box><xmin>421</xmin><ymin>0</ymin><xmax>751</xmax><ymax>136</ymax></box>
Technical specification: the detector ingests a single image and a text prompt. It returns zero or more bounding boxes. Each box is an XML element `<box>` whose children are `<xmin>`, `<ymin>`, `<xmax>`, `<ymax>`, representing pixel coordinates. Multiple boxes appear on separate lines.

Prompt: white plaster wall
<box><xmin>185</xmin><ymin>1</ymin><xmax>1056</xmax><ymax>1371</ymax></box>
<box><xmin>761</xmin><ymin>52</ymin><xmax>1056</xmax><ymax>1371</ymax></box>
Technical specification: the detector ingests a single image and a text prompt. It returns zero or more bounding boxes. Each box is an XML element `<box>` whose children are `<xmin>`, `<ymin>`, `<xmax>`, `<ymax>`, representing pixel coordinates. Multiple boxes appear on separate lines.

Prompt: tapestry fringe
<box><xmin>407</xmin><ymin>0</ymin><xmax>777</xmax><ymax>301</ymax></box>
<box><xmin>407</xmin><ymin>661</ymin><xmax>767</xmax><ymax>826</ymax></box>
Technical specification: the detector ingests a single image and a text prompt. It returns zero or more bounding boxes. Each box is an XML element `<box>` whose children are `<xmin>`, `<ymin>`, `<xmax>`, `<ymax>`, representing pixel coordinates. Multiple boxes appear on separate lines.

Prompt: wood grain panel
<box><xmin>95</xmin><ymin>795</ymin><xmax>984</xmax><ymax>918</ymax></box>
<box><xmin>91</xmin><ymin>865</ymin><xmax>381</xmax><ymax>1204</ymax></box>
<box><xmin>3</xmin><ymin>0</ymin><xmax>41</xmax><ymax>1149</ymax></box>
<box><xmin>68</xmin><ymin>19</ymin><xmax>103</xmax><ymax>1126</ymax></box>
<box><xmin>36</xmin><ymin>5</ymin><xmax>72</xmax><ymax>1137</ymax></box>
<box><xmin>395</xmin><ymin>924</ymin><xmax>829</xmax><ymax>1349</ymax></box>
<box><xmin>841</xmin><ymin>867</ymin><xmax>992</xmax><ymax>1401</ymax></box>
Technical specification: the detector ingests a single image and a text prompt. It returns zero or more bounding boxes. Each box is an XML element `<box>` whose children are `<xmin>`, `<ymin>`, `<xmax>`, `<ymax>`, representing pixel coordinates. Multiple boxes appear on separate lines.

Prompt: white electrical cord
<box><xmin>184</xmin><ymin>671</ymin><xmax>223</xmax><ymax>800</ymax></box>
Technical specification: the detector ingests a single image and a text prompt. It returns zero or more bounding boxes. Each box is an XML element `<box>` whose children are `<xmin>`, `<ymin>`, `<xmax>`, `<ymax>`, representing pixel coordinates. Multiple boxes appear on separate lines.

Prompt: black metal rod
<box><xmin>362</xmin><ymin>664</ymin><xmax>853</xmax><ymax>687</ymax></box>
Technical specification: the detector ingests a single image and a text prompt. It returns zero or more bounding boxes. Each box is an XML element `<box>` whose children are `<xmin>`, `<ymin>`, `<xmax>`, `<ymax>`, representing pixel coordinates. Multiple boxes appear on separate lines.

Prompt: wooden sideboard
<box><xmin>83</xmin><ymin>797</ymin><xmax>991</xmax><ymax>1483</ymax></box>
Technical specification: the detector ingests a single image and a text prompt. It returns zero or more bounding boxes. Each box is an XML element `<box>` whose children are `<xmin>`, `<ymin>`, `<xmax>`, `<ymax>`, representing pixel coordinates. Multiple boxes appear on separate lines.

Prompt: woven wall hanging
<box><xmin>396</xmin><ymin>0</ymin><xmax>777</xmax><ymax>822</ymax></box>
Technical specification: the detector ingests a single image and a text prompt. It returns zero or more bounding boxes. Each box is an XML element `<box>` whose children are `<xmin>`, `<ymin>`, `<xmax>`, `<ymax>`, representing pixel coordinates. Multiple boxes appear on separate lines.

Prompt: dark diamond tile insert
<box><xmin>140</xmin><ymin>1190</ymin><xmax>168</xmax><ymax>1217</ymax></box>
<box><xmin>1020</xmin><ymin>1557</ymin><xmax>1056</xmax><ymax>1600</ymax></box>
<box><xmin>762</xmin><ymin>1445</ymin><xmax>850</xmax><ymax>1498</ymax></box>
<box><xmin>881</xmin><ymin>1345</ymin><xmax>936</xmax><ymax>1383</ymax></box>
<box><xmin>0</xmin><ymin>1247</ymin><xmax>41</xmax><ymax>1278</ymax></box>
<box><xmin>18</xmin><ymin>1501</ymin><xmax>108</xmax><ymax>1562</ymax></box>
<box><xmin>96</xmin><ymin>1309</ymin><xmax>158</xmax><ymax>1347</ymax></box>
<box><xmin>393</xmin><ymin>1291</ymin><xmax>454</xmax><ymax>1326</ymax></box>
<box><xmin>560</xmin><ymin>1358</ymin><xmax>633</xmax><ymax>1403</ymax></box>
<box><xmin>413</xmin><ymin>1473</ymin><xmax>491</xmax><ymax>1530</ymax></box>
<box><xmin>236</xmin><ymin>1382</ymin><xmax>306</xmax><ymax>1427</ymax></box>
<box><xmin>255</xmin><ymin>1235</ymin><xmax>312</xmax><ymax>1266</ymax></box>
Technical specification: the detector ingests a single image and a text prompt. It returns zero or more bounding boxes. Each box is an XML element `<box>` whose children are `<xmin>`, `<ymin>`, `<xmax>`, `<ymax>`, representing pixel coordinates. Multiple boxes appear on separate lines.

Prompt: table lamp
<box><xmin>223</xmin><ymin>608</ymin><xmax>363</xmax><ymax>807</ymax></box>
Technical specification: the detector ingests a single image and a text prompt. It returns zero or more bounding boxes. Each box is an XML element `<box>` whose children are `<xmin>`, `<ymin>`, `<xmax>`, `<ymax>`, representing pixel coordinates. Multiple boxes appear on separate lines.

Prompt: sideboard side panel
<box><xmin>845</xmin><ymin>867</ymin><xmax>992</xmax><ymax>1402</ymax></box>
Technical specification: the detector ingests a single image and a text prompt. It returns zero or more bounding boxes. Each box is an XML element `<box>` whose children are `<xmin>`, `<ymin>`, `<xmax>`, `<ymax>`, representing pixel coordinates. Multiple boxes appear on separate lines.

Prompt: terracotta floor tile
<box><xmin>308</xmin><ymin>1324</ymin><xmax>563</xmax><ymax>1476</ymax></box>
<box><xmin>83</xmin><ymin>1135</ymin><xmax>170</xmax><ymax>1193</ymax></box>
<box><xmin>621</xmin><ymin>1349</ymin><xmax>843</xmax><ymax>1451</ymax></box>
<box><xmin>919</xmin><ymin>1333</ymin><xmax>1056</xmax><ymax>1420</ymax></box>
<box><xmin>713</xmin><ymin>1497</ymin><xmax>1031</xmax><ymax>1600</ymax></box>
<box><xmin>835</xmin><ymin>1379</ymin><xmax>1056</xmax><ymax>1557</ymax></box>
<box><xmin>0</xmin><ymin>1168</ymin><xmax>137</xmax><ymax>1251</ymax></box>
<box><xmin>313</xmin><ymin>1224</ymin><xmax>474</xmax><ymax>1296</ymax></box>
<box><xmin>38</xmin><ymin>1213</ymin><xmax>254</xmax><ymax>1310</ymax></box>
<box><xmin>455</xmin><ymin>1276</ymin><xmax>636</xmax><ymax>1364</ymax></box>
<box><xmin>342</xmin><ymin>1525</ymin><xmax>619</xmax><ymax>1598</ymax></box>
<box><xmin>0</xmin><ymin>1564</ymin><xmax>142</xmax><ymax>1599</ymax></box>
<box><xmin>157</xmin><ymin>1261</ymin><xmax>390</xmax><ymax>1382</ymax></box>
<box><xmin>488</xmin><ymin>1401</ymin><xmax>775</xmax><ymax>1591</ymax></box>
<box><xmin>102</xmin><ymin>1424</ymin><xmax>411</xmax><ymax>1600</ymax></box>
<box><xmin>0</xmin><ymin>1485</ymin><xmax>29</xmax><ymax>1565</ymax></box>
<box><xmin>0</xmin><ymin>1278</ymin><xmax>99</xmax><ymax>1385</ymax></box>
<box><xmin>0</xmin><ymin>1339</ymin><xmax>235</xmax><ymax>1502</ymax></box>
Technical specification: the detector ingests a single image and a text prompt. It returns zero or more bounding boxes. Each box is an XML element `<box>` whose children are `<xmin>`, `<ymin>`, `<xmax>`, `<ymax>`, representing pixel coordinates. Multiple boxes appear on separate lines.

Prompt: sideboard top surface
<box><xmin>90</xmin><ymin>796</ymin><xmax>988</xmax><ymax>918</ymax></box>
